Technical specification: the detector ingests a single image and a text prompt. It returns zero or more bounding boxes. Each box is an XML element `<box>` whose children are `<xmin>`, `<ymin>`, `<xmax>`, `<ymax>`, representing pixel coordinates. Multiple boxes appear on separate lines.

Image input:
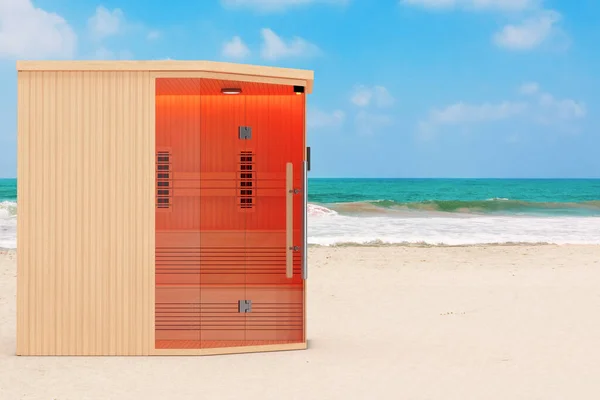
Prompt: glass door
<box><xmin>243</xmin><ymin>93</ymin><xmax>306</xmax><ymax>344</ymax></box>
<box><xmin>198</xmin><ymin>91</ymin><xmax>248</xmax><ymax>348</ymax></box>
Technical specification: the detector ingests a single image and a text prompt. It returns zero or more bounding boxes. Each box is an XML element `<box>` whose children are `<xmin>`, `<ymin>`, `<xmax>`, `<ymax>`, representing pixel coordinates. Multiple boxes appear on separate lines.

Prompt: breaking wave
<box><xmin>306</xmin><ymin>201</ymin><xmax>600</xmax><ymax>246</ymax></box>
<box><xmin>321</xmin><ymin>199</ymin><xmax>600</xmax><ymax>216</ymax></box>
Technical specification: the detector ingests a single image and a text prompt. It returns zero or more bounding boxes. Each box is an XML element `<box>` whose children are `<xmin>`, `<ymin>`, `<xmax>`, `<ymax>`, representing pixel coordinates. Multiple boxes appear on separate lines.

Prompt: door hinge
<box><xmin>238</xmin><ymin>126</ymin><xmax>252</xmax><ymax>140</ymax></box>
<box><xmin>289</xmin><ymin>188</ymin><xmax>301</xmax><ymax>194</ymax></box>
<box><xmin>238</xmin><ymin>300</ymin><xmax>252</xmax><ymax>313</ymax></box>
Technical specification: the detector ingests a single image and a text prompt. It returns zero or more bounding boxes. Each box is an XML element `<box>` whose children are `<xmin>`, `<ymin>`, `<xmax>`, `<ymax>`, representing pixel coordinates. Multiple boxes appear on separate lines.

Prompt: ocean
<box><xmin>1</xmin><ymin>178</ymin><xmax>600</xmax><ymax>249</ymax></box>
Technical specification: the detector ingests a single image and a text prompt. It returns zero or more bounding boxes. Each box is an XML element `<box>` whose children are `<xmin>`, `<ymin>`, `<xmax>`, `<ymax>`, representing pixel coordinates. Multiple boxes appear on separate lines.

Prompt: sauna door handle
<box><xmin>302</xmin><ymin>160</ymin><xmax>308</xmax><ymax>280</ymax></box>
<box><xmin>286</xmin><ymin>162</ymin><xmax>294</xmax><ymax>278</ymax></box>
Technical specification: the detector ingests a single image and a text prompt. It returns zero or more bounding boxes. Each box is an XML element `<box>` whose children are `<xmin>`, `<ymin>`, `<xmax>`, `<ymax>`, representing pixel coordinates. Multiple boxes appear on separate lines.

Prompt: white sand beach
<box><xmin>2</xmin><ymin>245</ymin><xmax>600</xmax><ymax>399</ymax></box>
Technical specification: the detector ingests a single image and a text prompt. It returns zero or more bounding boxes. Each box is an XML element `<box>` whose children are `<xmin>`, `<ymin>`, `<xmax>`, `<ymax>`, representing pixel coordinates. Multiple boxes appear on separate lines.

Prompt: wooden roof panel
<box><xmin>155</xmin><ymin>78</ymin><xmax>301</xmax><ymax>96</ymax></box>
<box><xmin>16</xmin><ymin>60</ymin><xmax>314</xmax><ymax>93</ymax></box>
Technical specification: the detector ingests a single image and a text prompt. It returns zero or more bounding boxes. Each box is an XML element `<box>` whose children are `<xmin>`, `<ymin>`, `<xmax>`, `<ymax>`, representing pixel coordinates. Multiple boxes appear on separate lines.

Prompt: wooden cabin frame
<box><xmin>16</xmin><ymin>60</ymin><xmax>313</xmax><ymax>356</ymax></box>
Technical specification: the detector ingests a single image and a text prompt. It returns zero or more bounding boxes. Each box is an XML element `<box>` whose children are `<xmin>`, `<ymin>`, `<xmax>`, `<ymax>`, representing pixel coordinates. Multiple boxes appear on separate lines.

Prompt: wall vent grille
<box><xmin>238</xmin><ymin>151</ymin><xmax>255</xmax><ymax>209</ymax></box>
<box><xmin>156</xmin><ymin>151</ymin><xmax>172</xmax><ymax>209</ymax></box>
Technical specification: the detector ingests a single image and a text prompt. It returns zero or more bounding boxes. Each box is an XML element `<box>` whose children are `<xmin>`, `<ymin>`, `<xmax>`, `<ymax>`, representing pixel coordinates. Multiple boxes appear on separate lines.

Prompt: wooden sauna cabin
<box><xmin>16</xmin><ymin>60</ymin><xmax>313</xmax><ymax>356</ymax></box>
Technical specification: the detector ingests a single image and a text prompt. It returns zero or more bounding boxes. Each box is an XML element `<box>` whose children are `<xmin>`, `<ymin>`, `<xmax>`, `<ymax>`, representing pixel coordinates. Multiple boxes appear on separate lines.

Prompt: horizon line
<box><xmin>2</xmin><ymin>176</ymin><xmax>600</xmax><ymax>180</ymax></box>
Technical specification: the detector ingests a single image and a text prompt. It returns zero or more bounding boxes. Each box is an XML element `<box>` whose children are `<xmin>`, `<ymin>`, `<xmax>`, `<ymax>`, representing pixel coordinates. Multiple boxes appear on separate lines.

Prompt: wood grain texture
<box><xmin>16</xmin><ymin>60</ymin><xmax>314</xmax><ymax>93</ymax></box>
<box><xmin>16</xmin><ymin>70</ymin><xmax>155</xmax><ymax>356</ymax></box>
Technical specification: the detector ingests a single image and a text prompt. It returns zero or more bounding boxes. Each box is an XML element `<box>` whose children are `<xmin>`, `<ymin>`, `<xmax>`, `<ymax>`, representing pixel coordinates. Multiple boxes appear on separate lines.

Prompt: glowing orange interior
<box><xmin>155</xmin><ymin>78</ymin><xmax>305</xmax><ymax>349</ymax></box>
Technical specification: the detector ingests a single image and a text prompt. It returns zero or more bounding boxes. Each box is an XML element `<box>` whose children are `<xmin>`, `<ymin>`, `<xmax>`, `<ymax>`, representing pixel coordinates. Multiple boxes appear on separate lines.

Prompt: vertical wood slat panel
<box><xmin>46</xmin><ymin>71</ymin><xmax>56</xmax><ymax>355</ymax></box>
<box><xmin>66</xmin><ymin>71</ymin><xmax>75</xmax><ymax>355</ymax></box>
<box><xmin>81</xmin><ymin>71</ymin><xmax>90</xmax><ymax>354</ymax></box>
<box><xmin>102</xmin><ymin>71</ymin><xmax>111</xmax><ymax>355</ymax></box>
<box><xmin>123</xmin><ymin>72</ymin><xmax>131</xmax><ymax>355</ymax></box>
<box><xmin>55</xmin><ymin>71</ymin><xmax>64</xmax><ymax>356</ymax></box>
<box><xmin>16</xmin><ymin>71</ymin><xmax>28</xmax><ymax>356</ymax></box>
<box><xmin>33</xmin><ymin>71</ymin><xmax>42</xmax><ymax>355</ymax></box>
<box><xmin>73</xmin><ymin>72</ymin><xmax>81</xmax><ymax>354</ymax></box>
<box><xmin>16</xmin><ymin>70</ymin><xmax>154</xmax><ymax>355</ymax></box>
<box><xmin>94</xmin><ymin>71</ymin><xmax>104</xmax><ymax>354</ymax></box>
<box><xmin>147</xmin><ymin>72</ymin><xmax>156</xmax><ymax>352</ymax></box>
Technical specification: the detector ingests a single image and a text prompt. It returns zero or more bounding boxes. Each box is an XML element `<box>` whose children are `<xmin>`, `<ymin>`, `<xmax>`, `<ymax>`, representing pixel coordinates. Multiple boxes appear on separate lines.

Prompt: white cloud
<box><xmin>86</xmin><ymin>6</ymin><xmax>156</xmax><ymax>60</ymax></box>
<box><xmin>308</xmin><ymin>108</ymin><xmax>346</xmax><ymax>129</ymax></box>
<box><xmin>493</xmin><ymin>10</ymin><xmax>562</xmax><ymax>50</ymax></box>
<box><xmin>372</xmin><ymin>86</ymin><xmax>395</xmax><ymax>107</ymax></box>
<box><xmin>88</xmin><ymin>6</ymin><xmax>125</xmax><ymax>40</ymax></box>
<box><xmin>355</xmin><ymin>111</ymin><xmax>394</xmax><ymax>136</ymax></box>
<box><xmin>222</xmin><ymin>36</ymin><xmax>250</xmax><ymax>59</ymax></box>
<box><xmin>400</xmin><ymin>0</ymin><xmax>538</xmax><ymax>12</ymax></box>
<box><xmin>418</xmin><ymin>83</ymin><xmax>586</xmax><ymax>137</ymax></box>
<box><xmin>351</xmin><ymin>85</ymin><xmax>395</xmax><ymax>108</ymax></box>
<box><xmin>538</xmin><ymin>93</ymin><xmax>586</xmax><ymax>121</ymax></box>
<box><xmin>402</xmin><ymin>0</ymin><xmax>565</xmax><ymax>52</ymax></box>
<box><xmin>221</xmin><ymin>0</ymin><xmax>349</xmax><ymax>13</ymax></box>
<box><xmin>348</xmin><ymin>85</ymin><xmax>395</xmax><ymax>134</ymax></box>
<box><xmin>418</xmin><ymin>100</ymin><xmax>527</xmax><ymax>138</ymax></box>
<box><xmin>0</xmin><ymin>0</ymin><xmax>76</xmax><ymax>59</ymax></box>
<box><xmin>519</xmin><ymin>82</ymin><xmax>540</xmax><ymax>95</ymax></box>
<box><xmin>427</xmin><ymin>101</ymin><xmax>528</xmax><ymax>126</ymax></box>
<box><xmin>350</xmin><ymin>86</ymin><xmax>372</xmax><ymax>107</ymax></box>
<box><xmin>260</xmin><ymin>28</ymin><xmax>320</xmax><ymax>60</ymax></box>
<box><xmin>518</xmin><ymin>82</ymin><xmax>586</xmax><ymax>120</ymax></box>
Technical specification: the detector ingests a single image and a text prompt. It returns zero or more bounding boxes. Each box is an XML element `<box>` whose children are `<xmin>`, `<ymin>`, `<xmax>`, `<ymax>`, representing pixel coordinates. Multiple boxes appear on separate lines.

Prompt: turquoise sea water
<box><xmin>0</xmin><ymin>179</ymin><xmax>17</xmax><ymax>248</ymax></box>
<box><xmin>2</xmin><ymin>178</ymin><xmax>600</xmax><ymax>248</ymax></box>
<box><xmin>308</xmin><ymin>178</ymin><xmax>600</xmax><ymax>217</ymax></box>
<box><xmin>0</xmin><ymin>179</ymin><xmax>16</xmax><ymax>202</ymax></box>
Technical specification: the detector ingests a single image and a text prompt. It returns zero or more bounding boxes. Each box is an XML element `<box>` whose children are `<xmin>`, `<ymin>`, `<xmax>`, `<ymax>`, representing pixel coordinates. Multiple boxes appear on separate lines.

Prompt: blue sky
<box><xmin>1</xmin><ymin>0</ymin><xmax>599</xmax><ymax>178</ymax></box>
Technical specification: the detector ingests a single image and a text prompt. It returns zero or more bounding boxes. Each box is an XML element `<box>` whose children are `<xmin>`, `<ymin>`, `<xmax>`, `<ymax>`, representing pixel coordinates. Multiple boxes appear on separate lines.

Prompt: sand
<box><xmin>2</xmin><ymin>245</ymin><xmax>600</xmax><ymax>399</ymax></box>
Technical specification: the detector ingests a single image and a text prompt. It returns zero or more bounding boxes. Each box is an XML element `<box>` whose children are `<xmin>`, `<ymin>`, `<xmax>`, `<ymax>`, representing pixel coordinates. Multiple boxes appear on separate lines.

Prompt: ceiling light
<box><xmin>221</xmin><ymin>88</ymin><xmax>242</xmax><ymax>95</ymax></box>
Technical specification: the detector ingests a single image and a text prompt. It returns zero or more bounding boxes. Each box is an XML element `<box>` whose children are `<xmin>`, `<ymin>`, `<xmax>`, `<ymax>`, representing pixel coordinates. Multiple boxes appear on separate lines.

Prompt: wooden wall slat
<box><xmin>16</xmin><ymin>70</ymin><xmax>155</xmax><ymax>356</ymax></box>
<box><xmin>16</xmin><ymin>71</ymin><xmax>28</xmax><ymax>356</ymax></box>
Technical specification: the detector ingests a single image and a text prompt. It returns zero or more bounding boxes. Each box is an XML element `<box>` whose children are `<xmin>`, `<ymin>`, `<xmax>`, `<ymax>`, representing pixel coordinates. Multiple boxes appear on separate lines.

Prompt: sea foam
<box><xmin>0</xmin><ymin>201</ymin><xmax>16</xmax><ymax>249</ymax></box>
<box><xmin>307</xmin><ymin>203</ymin><xmax>600</xmax><ymax>246</ymax></box>
<box><xmin>1</xmin><ymin>201</ymin><xmax>599</xmax><ymax>249</ymax></box>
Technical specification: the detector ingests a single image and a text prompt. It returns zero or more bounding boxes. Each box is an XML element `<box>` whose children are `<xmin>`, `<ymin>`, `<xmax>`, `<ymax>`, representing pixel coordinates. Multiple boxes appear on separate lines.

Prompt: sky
<box><xmin>0</xmin><ymin>0</ymin><xmax>599</xmax><ymax>178</ymax></box>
